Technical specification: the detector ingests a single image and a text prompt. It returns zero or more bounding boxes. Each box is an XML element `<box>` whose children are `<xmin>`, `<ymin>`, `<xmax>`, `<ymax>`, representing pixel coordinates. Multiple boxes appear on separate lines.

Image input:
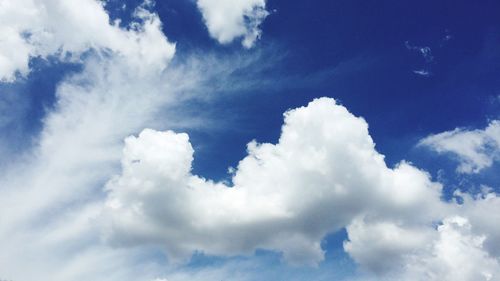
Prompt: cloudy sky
<box><xmin>1</xmin><ymin>0</ymin><xmax>500</xmax><ymax>280</ymax></box>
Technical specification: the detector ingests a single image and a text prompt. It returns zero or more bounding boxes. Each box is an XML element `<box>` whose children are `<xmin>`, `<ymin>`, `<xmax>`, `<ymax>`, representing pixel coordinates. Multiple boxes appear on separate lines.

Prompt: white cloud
<box><xmin>196</xmin><ymin>0</ymin><xmax>269</xmax><ymax>48</ymax></box>
<box><xmin>101</xmin><ymin>98</ymin><xmax>500</xmax><ymax>281</ymax></box>
<box><xmin>419</xmin><ymin>120</ymin><xmax>500</xmax><ymax>173</ymax></box>
<box><xmin>0</xmin><ymin>0</ymin><xmax>175</xmax><ymax>82</ymax></box>
<box><xmin>102</xmin><ymin>98</ymin><xmax>446</xmax><ymax>266</ymax></box>
<box><xmin>455</xmin><ymin>189</ymin><xmax>500</xmax><ymax>258</ymax></box>
<box><xmin>344</xmin><ymin>189</ymin><xmax>500</xmax><ymax>281</ymax></box>
<box><xmin>399</xmin><ymin>216</ymin><xmax>500</xmax><ymax>281</ymax></box>
<box><xmin>344</xmin><ymin>217</ymin><xmax>435</xmax><ymax>274</ymax></box>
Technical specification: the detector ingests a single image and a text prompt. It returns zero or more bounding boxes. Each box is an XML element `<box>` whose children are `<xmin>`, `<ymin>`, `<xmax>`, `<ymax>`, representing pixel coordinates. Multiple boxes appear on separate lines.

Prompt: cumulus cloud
<box><xmin>102</xmin><ymin>98</ymin><xmax>500</xmax><ymax>280</ymax></box>
<box><xmin>0</xmin><ymin>0</ymin><xmax>175</xmax><ymax>82</ymax></box>
<box><xmin>197</xmin><ymin>0</ymin><xmax>269</xmax><ymax>48</ymax></box>
<box><xmin>344</xmin><ymin>217</ymin><xmax>435</xmax><ymax>274</ymax></box>
<box><xmin>419</xmin><ymin>120</ymin><xmax>500</xmax><ymax>173</ymax></box>
<box><xmin>343</xmin><ymin>185</ymin><xmax>500</xmax><ymax>281</ymax></box>
<box><xmin>103</xmin><ymin>98</ymin><xmax>445</xmax><ymax>265</ymax></box>
<box><xmin>455</xmin><ymin>189</ymin><xmax>500</xmax><ymax>258</ymax></box>
<box><xmin>400</xmin><ymin>216</ymin><xmax>500</xmax><ymax>281</ymax></box>
<box><xmin>345</xmin><ymin>214</ymin><xmax>500</xmax><ymax>281</ymax></box>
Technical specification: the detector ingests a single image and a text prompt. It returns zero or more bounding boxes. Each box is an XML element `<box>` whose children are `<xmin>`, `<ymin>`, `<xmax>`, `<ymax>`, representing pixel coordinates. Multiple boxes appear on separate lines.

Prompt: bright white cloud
<box><xmin>455</xmin><ymin>189</ymin><xmax>500</xmax><ymax>258</ymax></box>
<box><xmin>197</xmin><ymin>0</ymin><xmax>269</xmax><ymax>48</ymax></box>
<box><xmin>103</xmin><ymin>98</ymin><xmax>446</xmax><ymax>265</ymax></box>
<box><xmin>419</xmin><ymin>120</ymin><xmax>500</xmax><ymax>173</ymax></box>
<box><xmin>102</xmin><ymin>98</ymin><xmax>500</xmax><ymax>280</ymax></box>
<box><xmin>0</xmin><ymin>0</ymin><xmax>175</xmax><ymax>82</ymax></box>
<box><xmin>399</xmin><ymin>216</ymin><xmax>500</xmax><ymax>281</ymax></box>
<box><xmin>344</xmin><ymin>189</ymin><xmax>500</xmax><ymax>281</ymax></box>
<box><xmin>344</xmin><ymin>217</ymin><xmax>435</xmax><ymax>274</ymax></box>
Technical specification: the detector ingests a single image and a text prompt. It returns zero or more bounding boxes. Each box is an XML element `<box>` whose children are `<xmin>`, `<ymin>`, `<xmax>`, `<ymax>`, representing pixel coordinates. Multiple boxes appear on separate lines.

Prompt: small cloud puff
<box><xmin>419</xmin><ymin>120</ymin><xmax>500</xmax><ymax>174</ymax></box>
<box><xmin>197</xmin><ymin>0</ymin><xmax>270</xmax><ymax>48</ymax></box>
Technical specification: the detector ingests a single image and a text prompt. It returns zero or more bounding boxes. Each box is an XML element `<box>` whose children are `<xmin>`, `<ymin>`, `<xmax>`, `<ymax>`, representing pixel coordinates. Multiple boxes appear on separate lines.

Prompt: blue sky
<box><xmin>1</xmin><ymin>0</ymin><xmax>500</xmax><ymax>280</ymax></box>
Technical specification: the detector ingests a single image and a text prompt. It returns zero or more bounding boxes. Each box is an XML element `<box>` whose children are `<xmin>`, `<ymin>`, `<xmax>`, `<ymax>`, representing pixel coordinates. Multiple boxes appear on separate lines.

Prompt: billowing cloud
<box><xmin>399</xmin><ymin>216</ymin><xmax>500</xmax><ymax>281</ymax></box>
<box><xmin>345</xmin><ymin>213</ymin><xmax>500</xmax><ymax>281</ymax></box>
<box><xmin>103</xmin><ymin>98</ymin><xmax>443</xmax><ymax>265</ymax></box>
<box><xmin>0</xmin><ymin>0</ymin><xmax>175</xmax><ymax>82</ymax></box>
<box><xmin>196</xmin><ymin>0</ymin><xmax>269</xmax><ymax>48</ymax></box>
<box><xmin>419</xmin><ymin>120</ymin><xmax>500</xmax><ymax>173</ymax></box>
<box><xmin>103</xmin><ymin>98</ymin><xmax>500</xmax><ymax>280</ymax></box>
<box><xmin>455</xmin><ymin>189</ymin><xmax>500</xmax><ymax>258</ymax></box>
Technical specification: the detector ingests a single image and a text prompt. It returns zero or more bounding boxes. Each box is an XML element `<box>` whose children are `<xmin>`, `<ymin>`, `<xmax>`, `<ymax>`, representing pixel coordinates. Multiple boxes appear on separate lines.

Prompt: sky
<box><xmin>0</xmin><ymin>0</ymin><xmax>500</xmax><ymax>280</ymax></box>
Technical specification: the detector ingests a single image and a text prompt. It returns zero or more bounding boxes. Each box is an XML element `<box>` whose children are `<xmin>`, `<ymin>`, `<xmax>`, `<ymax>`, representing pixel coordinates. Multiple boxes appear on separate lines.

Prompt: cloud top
<box><xmin>104</xmin><ymin>98</ymin><xmax>441</xmax><ymax>265</ymax></box>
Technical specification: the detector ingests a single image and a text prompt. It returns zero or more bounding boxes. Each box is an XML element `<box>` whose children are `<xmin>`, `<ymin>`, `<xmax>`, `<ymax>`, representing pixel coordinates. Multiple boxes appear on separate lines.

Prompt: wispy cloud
<box><xmin>419</xmin><ymin>120</ymin><xmax>500</xmax><ymax>174</ymax></box>
<box><xmin>405</xmin><ymin>41</ymin><xmax>434</xmax><ymax>63</ymax></box>
<box><xmin>413</xmin><ymin>69</ymin><xmax>432</xmax><ymax>77</ymax></box>
<box><xmin>405</xmin><ymin>40</ymin><xmax>434</xmax><ymax>77</ymax></box>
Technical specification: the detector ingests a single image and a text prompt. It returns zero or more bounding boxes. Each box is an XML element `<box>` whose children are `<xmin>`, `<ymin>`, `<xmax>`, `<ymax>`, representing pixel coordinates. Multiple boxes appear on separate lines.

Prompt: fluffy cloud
<box><xmin>103</xmin><ymin>98</ymin><xmax>445</xmax><ymax>265</ymax></box>
<box><xmin>197</xmin><ymin>0</ymin><xmax>269</xmax><ymax>48</ymax></box>
<box><xmin>400</xmin><ymin>216</ymin><xmax>500</xmax><ymax>281</ymax></box>
<box><xmin>344</xmin><ymin>188</ymin><xmax>500</xmax><ymax>281</ymax></box>
<box><xmin>103</xmin><ymin>98</ymin><xmax>500</xmax><ymax>280</ymax></box>
<box><xmin>455</xmin><ymin>189</ymin><xmax>500</xmax><ymax>258</ymax></box>
<box><xmin>419</xmin><ymin>120</ymin><xmax>500</xmax><ymax>173</ymax></box>
<box><xmin>345</xmin><ymin>215</ymin><xmax>500</xmax><ymax>281</ymax></box>
<box><xmin>344</xmin><ymin>217</ymin><xmax>435</xmax><ymax>274</ymax></box>
<box><xmin>0</xmin><ymin>0</ymin><xmax>175</xmax><ymax>82</ymax></box>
